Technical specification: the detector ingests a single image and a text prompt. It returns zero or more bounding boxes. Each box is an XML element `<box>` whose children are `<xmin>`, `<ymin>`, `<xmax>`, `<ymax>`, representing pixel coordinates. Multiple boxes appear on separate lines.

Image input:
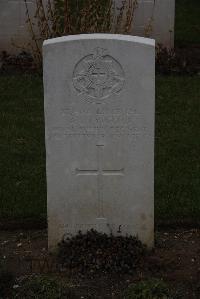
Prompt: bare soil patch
<box><xmin>1</xmin><ymin>229</ymin><xmax>200</xmax><ymax>298</ymax></box>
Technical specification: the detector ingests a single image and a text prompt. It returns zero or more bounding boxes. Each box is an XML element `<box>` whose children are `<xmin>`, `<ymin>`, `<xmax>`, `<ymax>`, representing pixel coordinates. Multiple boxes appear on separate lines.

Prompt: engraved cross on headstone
<box><xmin>75</xmin><ymin>145</ymin><xmax>124</xmax><ymax>218</ymax></box>
<box><xmin>91</xmin><ymin>66</ymin><xmax>107</xmax><ymax>98</ymax></box>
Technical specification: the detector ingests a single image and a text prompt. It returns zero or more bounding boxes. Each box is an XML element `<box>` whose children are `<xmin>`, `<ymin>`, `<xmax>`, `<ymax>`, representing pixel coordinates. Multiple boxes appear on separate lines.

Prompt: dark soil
<box><xmin>1</xmin><ymin>229</ymin><xmax>200</xmax><ymax>298</ymax></box>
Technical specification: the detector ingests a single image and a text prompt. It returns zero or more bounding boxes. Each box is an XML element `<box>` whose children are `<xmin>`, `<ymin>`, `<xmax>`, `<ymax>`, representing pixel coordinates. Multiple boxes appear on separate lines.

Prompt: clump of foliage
<box><xmin>12</xmin><ymin>275</ymin><xmax>78</xmax><ymax>299</ymax></box>
<box><xmin>58</xmin><ymin>229</ymin><xmax>146</xmax><ymax>276</ymax></box>
<box><xmin>23</xmin><ymin>0</ymin><xmax>138</xmax><ymax>67</ymax></box>
<box><xmin>53</xmin><ymin>0</ymin><xmax>113</xmax><ymax>35</ymax></box>
<box><xmin>0</xmin><ymin>51</ymin><xmax>35</xmax><ymax>74</ymax></box>
<box><xmin>156</xmin><ymin>44</ymin><xmax>200</xmax><ymax>75</ymax></box>
<box><xmin>123</xmin><ymin>279</ymin><xmax>173</xmax><ymax>299</ymax></box>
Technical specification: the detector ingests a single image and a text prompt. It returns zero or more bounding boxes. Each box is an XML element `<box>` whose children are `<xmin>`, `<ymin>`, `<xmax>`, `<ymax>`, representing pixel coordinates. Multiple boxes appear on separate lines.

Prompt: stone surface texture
<box><xmin>43</xmin><ymin>34</ymin><xmax>155</xmax><ymax>250</ymax></box>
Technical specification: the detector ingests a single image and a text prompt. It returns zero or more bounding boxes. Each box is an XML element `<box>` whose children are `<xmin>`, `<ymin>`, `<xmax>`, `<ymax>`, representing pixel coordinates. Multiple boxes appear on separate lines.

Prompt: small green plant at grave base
<box><xmin>23</xmin><ymin>0</ymin><xmax>138</xmax><ymax>67</ymax></box>
<box><xmin>58</xmin><ymin>229</ymin><xmax>147</xmax><ymax>276</ymax></box>
<box><xmin>123</xmin><ymin>279</ymin><xmax>174</xmax><ymax>299</ymax></box>
<box><xmin>12</xmin><ymin>275</ymin><xmax>78</xmax><ymax>299</ymax></box>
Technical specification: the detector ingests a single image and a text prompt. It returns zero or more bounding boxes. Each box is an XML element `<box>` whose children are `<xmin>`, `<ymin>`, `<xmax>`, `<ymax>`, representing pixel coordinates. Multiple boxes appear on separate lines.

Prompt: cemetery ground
<box><xmin>0</xmin><ymin>74</ymin><xmax>200</xmax><ymax>298</ymax></box>
<box><xmin>0</xmin><ymin>229</ymin><xmax>200</xmax><ymax>298</ymax></box>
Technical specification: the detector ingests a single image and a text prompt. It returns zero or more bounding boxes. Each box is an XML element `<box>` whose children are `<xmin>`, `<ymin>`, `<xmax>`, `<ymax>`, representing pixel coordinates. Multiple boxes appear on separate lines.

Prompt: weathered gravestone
<box><xmin>43</xmin><ymin>34</ymin><xmax>155</xmax><ymax>250</ymax></box>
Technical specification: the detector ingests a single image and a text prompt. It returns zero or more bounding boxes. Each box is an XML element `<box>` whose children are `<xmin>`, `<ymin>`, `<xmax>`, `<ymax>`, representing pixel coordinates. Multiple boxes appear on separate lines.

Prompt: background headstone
<box><xmin>0</xmin><ymin>0</ymin><xmax>35</xmax><ymax>54</ymax></box>
<box><xmin>43</xmin><ymin>34</ymin><xmax>155</xmax><ymax>250</ymax></box>
<box><xmin>115</xmin><ymin>0</ymin><xmax>175</xmax><ymax>48</ymax></box>
<box><xmin>0</xmin><ymin>0</ymin><xmax>174</xmax><ymax>54</ymax></box>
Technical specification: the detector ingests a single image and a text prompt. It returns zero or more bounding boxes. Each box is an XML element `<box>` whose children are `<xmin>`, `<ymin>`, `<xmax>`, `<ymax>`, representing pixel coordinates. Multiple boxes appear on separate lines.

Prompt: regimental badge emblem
<box><xmin>73</xmin><ymin>47</ymin><xmax>125</xmax><ymax>103</ymax></box>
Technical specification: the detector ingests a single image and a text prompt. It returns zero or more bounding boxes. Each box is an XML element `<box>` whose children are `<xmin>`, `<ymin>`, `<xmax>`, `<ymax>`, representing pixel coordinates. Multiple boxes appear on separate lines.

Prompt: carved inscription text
<box><xmin>50</xmin><ymin>107</ymin><xmax>147</xmax><ymax>139</ymax></box>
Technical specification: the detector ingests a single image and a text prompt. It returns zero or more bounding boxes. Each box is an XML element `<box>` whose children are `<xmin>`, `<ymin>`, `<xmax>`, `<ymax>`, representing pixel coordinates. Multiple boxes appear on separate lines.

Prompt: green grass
<box><xmin>0</xmin><ymin>75</ymin><xmax>46</xmax><ymax>220</ymax></box>
<box><xmin>155</xmin><ymin>76</ymin><xmax>200</xmax><ymax>222</ymax></box>
<box><xmin>123</xmin><ymin>279</ymin><xmax>172</xmax><ymax>299</ymax></box>
<box><xmin>0</xmin><ymin>75</ymin><xmax>200</xmax><ymax>224</ymax></box>
<box><xmin>175</xmin><ymin>0</ymin><xmax>200</xmax><ymax>46</ymax></box>
<box><xmin>12</xmin><ymin>276</ymin><xmax>75</xmax><ymax>299</ymax></box>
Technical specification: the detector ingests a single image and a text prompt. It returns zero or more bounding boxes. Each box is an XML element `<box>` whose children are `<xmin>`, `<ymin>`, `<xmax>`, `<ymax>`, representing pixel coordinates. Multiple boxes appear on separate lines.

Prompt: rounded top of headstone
<box><xmin>43</xmin><ymin>34</ymin><xmax>155</xmax><ymax>48</ymax></box>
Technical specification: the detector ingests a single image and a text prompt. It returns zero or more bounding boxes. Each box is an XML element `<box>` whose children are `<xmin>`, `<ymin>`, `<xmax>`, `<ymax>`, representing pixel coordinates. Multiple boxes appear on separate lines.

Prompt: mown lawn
<box><xmin>155</xmin><ymin>75</ymin><xmax>200</xmax><ymax>223</ymax></box>
<box><xmin>0</xmin><ymin>75</ymin><xmax>200</xmax><ymax>224</ymax></box>
<box><xmin>175</xmin><ymin>0</ymin><xmax>200</xmax><ymax>46</ymax></box>
<box><xmin>0</xmin><ymin>75</ymin><xmax>46</xmax><ymax>221</ymax></box>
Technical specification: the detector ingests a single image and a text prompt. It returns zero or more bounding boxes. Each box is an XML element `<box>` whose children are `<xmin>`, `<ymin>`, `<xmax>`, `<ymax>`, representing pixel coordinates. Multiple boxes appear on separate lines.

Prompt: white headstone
<box><xmin>43</xmin><ymin>34</ymin><xmax>155</xmax><ymax>250</ymax></box>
